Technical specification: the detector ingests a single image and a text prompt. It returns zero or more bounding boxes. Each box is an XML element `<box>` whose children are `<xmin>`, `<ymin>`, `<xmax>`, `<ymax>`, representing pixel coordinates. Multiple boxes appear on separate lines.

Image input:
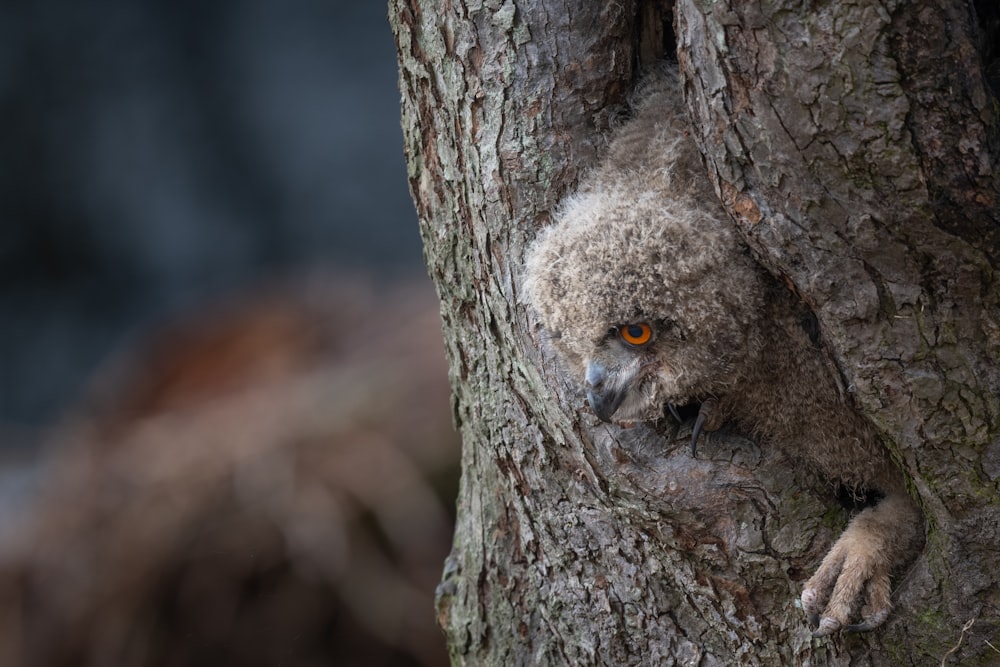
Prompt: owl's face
<box><xmin>583</xmin><ymin>321</ymin><xmax>678</xmax><ymax>423</ymax></box>
<box><xmin>523</xmin><ymin>189</ymin><xmax>767</xmax><ymax>426</ymax></box>
<box><xmin>578</xmin><ymin>313</ymin><xmax>750</xmax><ymax>424</ymax></box>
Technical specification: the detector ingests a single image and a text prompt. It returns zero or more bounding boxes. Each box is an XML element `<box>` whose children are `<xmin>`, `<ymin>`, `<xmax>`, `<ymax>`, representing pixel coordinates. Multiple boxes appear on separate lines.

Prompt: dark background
<box><xmin>0</xmin><ymin>0</ymin><xmax>423</xmax><ymax>448</ymax></box>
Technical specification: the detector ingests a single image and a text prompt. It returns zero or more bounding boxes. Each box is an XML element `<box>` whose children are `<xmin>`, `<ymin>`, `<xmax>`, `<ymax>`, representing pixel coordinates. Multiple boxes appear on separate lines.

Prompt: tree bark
<box><xmin>390</xmin><ymin>0</ymin><xmax>1000</xmax><ymax>664</ymax></box>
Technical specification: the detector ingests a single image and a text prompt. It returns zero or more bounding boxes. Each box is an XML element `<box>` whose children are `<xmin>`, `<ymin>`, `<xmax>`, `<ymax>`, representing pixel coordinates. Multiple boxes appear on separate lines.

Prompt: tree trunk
<box><xmin>390</xmin><ymin>0</ymin><xmax>1000</xmax><ymax>664</ymax></box>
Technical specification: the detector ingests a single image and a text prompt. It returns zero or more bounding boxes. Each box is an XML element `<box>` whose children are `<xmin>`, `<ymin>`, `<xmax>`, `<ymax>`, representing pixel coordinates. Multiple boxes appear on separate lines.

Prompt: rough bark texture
<box><xmin>391</xmin><ymin>0</ymin><xmax>1000</xmax><ymax>664</ymax></box>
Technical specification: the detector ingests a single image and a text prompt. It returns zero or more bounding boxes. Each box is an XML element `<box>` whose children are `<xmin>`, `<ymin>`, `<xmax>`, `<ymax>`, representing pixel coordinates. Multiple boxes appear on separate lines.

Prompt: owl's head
<box><xmin>523</xmin><ymin>183</ymin><xmax>766</xmax><ymax>423</ymax></box>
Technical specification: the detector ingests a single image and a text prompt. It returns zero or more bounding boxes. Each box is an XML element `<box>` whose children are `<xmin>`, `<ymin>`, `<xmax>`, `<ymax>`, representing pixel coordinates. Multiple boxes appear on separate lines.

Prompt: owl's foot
<box><xmin>690</xmin><ymin>398</ymin><xmax>722</xmax><ymax>457</ymax></box>
<box><xmin>801</xmin><ymin>556</ymin><xmax>890</xmax><ymax>636</ymax></box>
<box><xmin>801</xmin><ymin>493</ymin><xmax>922</xmax><ymax>637</ymax></box>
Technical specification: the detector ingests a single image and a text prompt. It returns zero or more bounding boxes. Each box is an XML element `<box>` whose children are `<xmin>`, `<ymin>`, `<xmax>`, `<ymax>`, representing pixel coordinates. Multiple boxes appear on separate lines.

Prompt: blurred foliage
<box><xmin>0</xmin><ymin>274</ymin><xmax>459</xmax><ymax>667</ymax></box>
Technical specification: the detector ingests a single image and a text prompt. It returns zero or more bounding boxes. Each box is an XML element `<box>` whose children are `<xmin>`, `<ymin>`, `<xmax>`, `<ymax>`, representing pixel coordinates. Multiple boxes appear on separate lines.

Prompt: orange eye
<box><xmin>620</xmin><ymin>322</ymin><xmax>652</xmax><ymax>346</ymax></box>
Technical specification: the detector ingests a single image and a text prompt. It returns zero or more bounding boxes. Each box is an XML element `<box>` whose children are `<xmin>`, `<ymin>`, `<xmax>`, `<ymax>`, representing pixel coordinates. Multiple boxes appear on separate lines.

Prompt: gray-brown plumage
<box><xmin>523</xmin><ymin>70</ymin><xmax>924</xmax><ymax>636</ymax></box>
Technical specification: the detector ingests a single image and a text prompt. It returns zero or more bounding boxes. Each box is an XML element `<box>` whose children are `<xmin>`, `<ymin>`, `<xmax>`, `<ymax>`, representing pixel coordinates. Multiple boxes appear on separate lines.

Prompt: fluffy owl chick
<box><xmin>523</xmin><ymin>71</ymin><xmax>923</xmax><ymax>637</ymax></box>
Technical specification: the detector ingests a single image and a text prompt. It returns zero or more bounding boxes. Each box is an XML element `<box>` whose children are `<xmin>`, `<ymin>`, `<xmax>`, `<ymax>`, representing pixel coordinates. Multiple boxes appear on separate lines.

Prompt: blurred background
<box><xmin>0</xmin><ymin>1</ymin><xmax>459</xmax><ymax>665</ymax></box>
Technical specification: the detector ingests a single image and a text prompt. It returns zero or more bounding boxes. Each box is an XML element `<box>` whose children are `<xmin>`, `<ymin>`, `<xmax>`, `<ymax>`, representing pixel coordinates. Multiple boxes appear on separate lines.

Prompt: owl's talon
<box><xmin>690</xmin><ymin>398</ymin><xmax>722</xmax><ymax>457</ymax></box>
<box><xmin>844</xmin><ymin>621</ymin><xmax>877</xmax><ymax>633</ymax></box>
<box><xmin>667</xmin><ymin>402</ymin><xmax>682</xmax><ymax>423</ymax></box>
<box><xmin>800</xmin><ymin>494</ymin><xmax>919</xmax><ymax>637</ymax></box>
<box><xmin>811</xmin><ymin>617</ymin><xmax>842</xmax><ymax>638</ymax></box>
<box><xmin>691</xmin><ymin>410</ymin><xmax>707</xmax><ymax>457</ymax></box>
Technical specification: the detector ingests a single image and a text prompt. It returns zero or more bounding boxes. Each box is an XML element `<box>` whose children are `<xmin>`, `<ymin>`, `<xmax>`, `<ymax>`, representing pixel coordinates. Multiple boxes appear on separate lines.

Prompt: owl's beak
<box><xmin>585</xmin><ymin>359</ymin><xmax>627</xmax><ymax>422</ymax></box>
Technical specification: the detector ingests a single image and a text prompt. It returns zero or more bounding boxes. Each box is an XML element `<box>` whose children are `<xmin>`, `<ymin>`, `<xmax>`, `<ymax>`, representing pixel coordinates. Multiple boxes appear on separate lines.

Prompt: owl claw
<box><xmin>667</xmin><ymin>402</ymin><xmax>682</xmax><ymax>423</ymax></box>
<box><xmin>691</xmin><ymin>410</ymin><xmax>707</xmax><ymax>457</ymax></box>
<box><xmin>689</xmin><ymin>398</ymin><xmax>722</xmax><ymax>457</ymax></box>
<box><xmin>810</xmin><ymin>617</ymin><xmax>842</xmax><ymax>637</ymax></box>
<box><xmin>844</xmin><ymin>621</ymin><xmax>878</xmax><ymax>633</ymax></box>
<box><xmin>800</xmin><ymin>493</ymin><xmax>920</xmax><ymax>637</ymax></box>
<box><xmin>811</xmin><ymin>616</ymin><xmax>881</xmax><ymax>637</ymax></box>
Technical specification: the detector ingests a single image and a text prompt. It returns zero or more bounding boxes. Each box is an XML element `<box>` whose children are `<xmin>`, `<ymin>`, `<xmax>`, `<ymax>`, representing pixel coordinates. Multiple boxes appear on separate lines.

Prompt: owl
<box><xmin>523</xmin><ymin>69</ymin><xmax>923</xmax><ymax>636</ymax></box>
